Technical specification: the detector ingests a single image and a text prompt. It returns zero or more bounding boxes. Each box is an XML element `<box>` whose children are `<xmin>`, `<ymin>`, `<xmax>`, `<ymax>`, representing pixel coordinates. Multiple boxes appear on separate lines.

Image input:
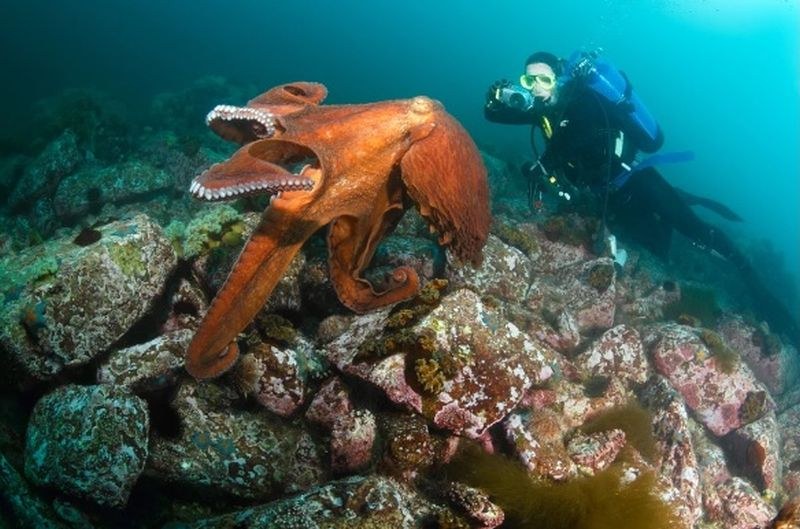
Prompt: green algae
<box><xmin>109</xmin><ymin>241</ymin><xmax>146</xmax><ymax>277</ymax></box>
<box><xmin>171</xmin><ymin>204</ymin><xmax>245</xmax><ymax>259</ymax></box>
<box><xmin>700</xmin><ymin>328</ymin><xmax>739</xmax><ymax>374</ymax></box>
<box><xmin>580</xmin><ymin>402</ymin><xmax>656</xmax><ymax>463</ymax></box>
<box><xmin>443</xmin><ymin>443</ymin><xmax>680</xmax><ymax>529</ymax></box>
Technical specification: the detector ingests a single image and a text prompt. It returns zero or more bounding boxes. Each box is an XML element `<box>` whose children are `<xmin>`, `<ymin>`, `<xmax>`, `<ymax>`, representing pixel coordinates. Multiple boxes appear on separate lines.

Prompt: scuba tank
<box><xmin>563</xmin><ymin>49</ymin><xmax>663</xmax><ymax>153</ymax></box>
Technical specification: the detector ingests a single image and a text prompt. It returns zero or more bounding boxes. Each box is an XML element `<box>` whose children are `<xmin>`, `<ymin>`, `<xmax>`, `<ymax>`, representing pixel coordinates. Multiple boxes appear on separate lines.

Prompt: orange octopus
<box><xmin>185</xmin><ymin>82</ymin><xmax>490</xmax><ymax>379</ymax></box>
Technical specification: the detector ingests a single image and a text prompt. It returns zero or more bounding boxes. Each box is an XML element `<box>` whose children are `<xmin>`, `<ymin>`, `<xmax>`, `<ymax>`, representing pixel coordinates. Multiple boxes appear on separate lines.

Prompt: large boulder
<box><xmin>648</xmin><ymin>324</ymin><xmax>774</xmax><ymax>437</ymax></box>
<box><xmin>0</xmin><ymin>214</ymin><xmax>177</xmax><ymax>383</ymax></box>
<box><xmin>7</xmin><ymin>129</ymin><xmax>82</xmax><ymax>209</ymax></box>
<box><xmin>718</xmin><ymin>315</ymin><xmax>800</xmax><ymax>397</ymax></box>
<box><xmin>447</xmin><ymin>234</ymin><xmax>533</xmax><ymax>306</ymax></box>
<box><xmin>53</xmin><ymin>161</ymin><xmax>174</xmax><ymax>220</ymax></box>
<box><xmin>24</xmin><ymin>384</ymin><xmax>149</xmax><ymax>508</ymax></box>
<box><xmin>326</xmin><ymin>288</ymin><xmax>556</xmax><ymax>438</ymax></box>
<box><xmin>574</xmin><ymin>325</ymin><xmax>649</xmax><ymax>387</ymax></box>
<box><xmin>96</xmin><ymin>329</ymin><xmax>193</xmax><ymax>391</ymax></box>
<box><xmin>166</xmin><ymin>475</ymin><xmax>462</xmax><ymax>529</ymax></box>
<box><xmin>147</xmin><ymin>380</ymin><xmax>326</xmax><ymax>500</ymax></box>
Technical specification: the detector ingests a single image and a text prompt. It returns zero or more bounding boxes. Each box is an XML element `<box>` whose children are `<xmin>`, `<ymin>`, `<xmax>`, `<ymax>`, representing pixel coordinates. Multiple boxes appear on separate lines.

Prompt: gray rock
<box><xmin>0</xmin><ymin>154</ymin><xmax>28</xmax><ymax>201</ymax></box>
<box><xmin>0</xmin><ymin>451</ymin><xmax>69</xmax><ymax>529</ymax></box>
<box><xmin>242</xmin><ymin>333</ymin><xmax>326</xmax><ymax>417</ymax></box>
<box><xmin>164</xmin><ymin>474</ymin><xmax>450</xmax><ymax>529</ymax></box>
<box><xmin>24</xmin><ymin>384</ymin><xmax>149</xmax><ymax>508</ymax></box>
<box><xmin>325</xmin><ymin>289</ymin><xmax>556</xmax><ymax>439</ymax></box>
<box><xmin>526</xmin><ymin>257</ymin><xmax>617</xmax><ymax>337</ymax></box>
<box><xmin>53</xmin><ymin>161</ymin><xmax>173</xmax><ymax>220</ymax></box>
<box><xmin>8</xmin><ymin>129</ymin><xmax>82</xmax><ymax>209</ymax></box>
<box><xmin>640</xmin><ymin>376</ymin><xmax>703</xmax><ymax>526</ymax></box>
<box><xmin>413</xmin><ymin>289</ymin><xmax>556</xmax><ymax>437</ymax></box>
<box><xmin>96</xmin><ymin>329</ymin><xmax>193</xmax><ymax>390</ymax></box>
<box><xmin>575</xmin><ymin>325</ymin><xmax>648</xmax><ymax>386</ymax></box>
<box><xmin>447</xmin><ymin>234</ymin><xmax>533</xmax><ymax>305</ymax></box>
<box><xmin>146</xmin><ymin>380</ymin><xmax>326</xmax><ymax>500</ymax></box>
<box><xmin>0</xmin><ymin>214</ymin><xmax>178</xmax><ymax>383</ymax></box>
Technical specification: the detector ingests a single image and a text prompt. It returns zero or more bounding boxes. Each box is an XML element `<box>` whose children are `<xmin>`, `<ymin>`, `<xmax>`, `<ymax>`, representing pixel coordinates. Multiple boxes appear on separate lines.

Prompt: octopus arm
<box><xmin>192</xmin><ymin>143</ymin><xmax>298</xmax><ymax>198</ymax></box>
<box><xmin>327</xmin><ymin>176</ymin><xmax>420</xmax><ymax>313</ymax></box>
<box><xmin>399</xmin><ymin>111</ymin><xmax>491</xmax><ymax>265</ymax></box>
<box><xmin>185</xmin><ymin>210</ymin><xmax>319</xmax><ymax>379</ymax></box>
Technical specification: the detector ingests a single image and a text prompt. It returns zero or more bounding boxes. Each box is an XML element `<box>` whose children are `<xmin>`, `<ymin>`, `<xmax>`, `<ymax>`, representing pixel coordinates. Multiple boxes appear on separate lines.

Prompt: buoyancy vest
<box><xmin>562</xmin><ymin>50</ymin><xmax>663</xmax><ymax>153</ymax></box>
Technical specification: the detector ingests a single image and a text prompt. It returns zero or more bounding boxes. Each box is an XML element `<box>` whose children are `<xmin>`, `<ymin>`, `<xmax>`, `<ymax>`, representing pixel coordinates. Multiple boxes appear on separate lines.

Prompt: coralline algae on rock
<box><xmin>0</xmin><ymin>214</ymin><xmax>177</xmax><ymax>383</ymax></box>
<box><xmin>147</xmin><ymin>381</ymin><xmax>326</xmax><ymax>500</ymax></box>
<box><xmin>326</xmin><ymin>288</ymin><xmax>556</xmax><ymax>439</ymax></box>
<box><xmin>649</xmin><ymin>324</ymin><xmax>775</xmax><ymax>437</ymax></box>
<box><xmin>170</xmin><ymin>474</ymin><xmax>455</xmax><ymax>529</ymax></box>
<box><xmin>23</xmin><ymin>384</ymin><xmax>149</xmax><ymax>508</ymax></box>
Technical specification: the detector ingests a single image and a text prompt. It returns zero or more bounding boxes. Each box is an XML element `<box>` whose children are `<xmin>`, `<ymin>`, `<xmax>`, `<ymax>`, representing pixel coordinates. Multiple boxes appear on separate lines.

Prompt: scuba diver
<box><xmin>484</xmin><ymin>50</ymin><xmax>799</xmax><ymax>346</ymax></box>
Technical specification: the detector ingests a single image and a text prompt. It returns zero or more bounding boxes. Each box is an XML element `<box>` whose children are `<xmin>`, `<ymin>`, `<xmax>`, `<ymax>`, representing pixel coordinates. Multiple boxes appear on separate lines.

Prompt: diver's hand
<box><xmin>570</xmin><ymin>53</ymin><xmax>595</xmax><ymax>79</ymax></box>
<box><xmin>522</xmin><ymin>160</ymin><xmax>546</xmax><ymax>206</ymax></box>
<box><xmin>485</xmin><ymin>79</ymin><xmax>511</xmax><ymax>107</ymax></box>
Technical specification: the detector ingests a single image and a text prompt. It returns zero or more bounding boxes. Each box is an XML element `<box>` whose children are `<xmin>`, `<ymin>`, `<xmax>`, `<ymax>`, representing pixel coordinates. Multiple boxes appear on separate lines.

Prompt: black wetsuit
<box><xmin>485</xmin><ymin>81</ymin><xmax>799</xmax><ymax>343</ymax></box>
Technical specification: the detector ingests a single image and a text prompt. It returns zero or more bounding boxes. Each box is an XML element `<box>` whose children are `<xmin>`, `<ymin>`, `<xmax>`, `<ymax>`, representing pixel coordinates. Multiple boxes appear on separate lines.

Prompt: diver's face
<box><xmin>525</xmin><ymin>62</ymin><xmax>558</xmax><ymax>105</ymax></box>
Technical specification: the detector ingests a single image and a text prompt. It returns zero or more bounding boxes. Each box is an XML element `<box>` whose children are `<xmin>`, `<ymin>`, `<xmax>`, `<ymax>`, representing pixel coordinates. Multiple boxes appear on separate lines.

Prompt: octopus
<box><xmin>185</xmin><ymin>82</ymin><xmax>491</xmax><ymax>380</ymax></box>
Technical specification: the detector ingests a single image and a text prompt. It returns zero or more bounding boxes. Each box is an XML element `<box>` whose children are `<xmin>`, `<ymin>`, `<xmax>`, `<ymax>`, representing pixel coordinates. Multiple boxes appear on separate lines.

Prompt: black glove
<box><xmin>485</xmin><ymin>79</ymin><xmax>511</xmax><ymax>108</ymax></box>
<box><xmin>570</xmin><ymin>48</ymin><xmax>603</xmax><ymax>79</ymax></box>
<box><xmin>571</xmin><ymin>54</ymin><xmax>595</xmax><ymax>79</ymax></box>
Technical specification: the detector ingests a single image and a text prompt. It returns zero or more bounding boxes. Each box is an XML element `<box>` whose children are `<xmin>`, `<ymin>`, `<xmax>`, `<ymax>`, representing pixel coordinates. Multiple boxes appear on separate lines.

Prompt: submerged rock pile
<box><xmin>0</xmin><ymin>132</ymin><xmax>798</xmax><ymax>529</ymax></box>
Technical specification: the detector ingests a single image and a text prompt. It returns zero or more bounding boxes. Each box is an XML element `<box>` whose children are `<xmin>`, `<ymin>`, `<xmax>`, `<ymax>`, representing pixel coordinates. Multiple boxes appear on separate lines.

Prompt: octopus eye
<box><xmin>284</xmin><ymin>85</ymin><xmax>308</xmax><ymax>97</ymax></box>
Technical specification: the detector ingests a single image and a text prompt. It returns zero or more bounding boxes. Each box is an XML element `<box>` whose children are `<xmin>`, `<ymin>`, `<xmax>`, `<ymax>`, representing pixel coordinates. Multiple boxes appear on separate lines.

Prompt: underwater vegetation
<box><xmin>165</xmin><ymin>203</ymin><xmax>246</xmax><ymax>259</ymax></box>
<box><xmin>443</xmin><ymin>443</ymin><xmax>680</xmax><ymax>529</ymax></box>
<box><xmin>579</xmin><ymin>401</ymin><xmax>657</xmax><ymax>463</ymax></box>
<box><xmin>586</xmin><ymin>262</ymin><xmax>615</xmax><ymax>292</ymax></box>
<box><xmin>699</xmin><ymin>328</ymin><xmax>739</xmax><ymax>374</ymax></box>
<box><xmin>492</xmin><ymin>216</ymin><xmax>539</xmax><ymax>255</ymax></box>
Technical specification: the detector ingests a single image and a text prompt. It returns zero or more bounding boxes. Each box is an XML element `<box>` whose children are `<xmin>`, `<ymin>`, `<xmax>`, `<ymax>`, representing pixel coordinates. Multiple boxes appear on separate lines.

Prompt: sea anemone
<box><xmin>415</xmin><ymin>358</ymin><xmax>445</xmax><ymax>395</ymax></box>
<box><xmin>228</xmin><ymin>353</ymin><xmax>262</xmax><ymax>398</ymax></box>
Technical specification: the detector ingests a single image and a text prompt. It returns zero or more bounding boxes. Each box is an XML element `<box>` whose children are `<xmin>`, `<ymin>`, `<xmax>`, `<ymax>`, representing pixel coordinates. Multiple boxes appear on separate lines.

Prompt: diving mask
<box><xmin>520</xmin><ymin>73</ymin><xmax>556</xmax><ymax>91</ymax></box>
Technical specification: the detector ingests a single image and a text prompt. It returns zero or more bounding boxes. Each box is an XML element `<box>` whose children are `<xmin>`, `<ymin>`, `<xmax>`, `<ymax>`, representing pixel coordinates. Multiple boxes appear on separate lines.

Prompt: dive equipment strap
<box><xmin>611</xmin><ymin>150</ymin><xmax>695</xmax><ymax>190</ymax></box>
